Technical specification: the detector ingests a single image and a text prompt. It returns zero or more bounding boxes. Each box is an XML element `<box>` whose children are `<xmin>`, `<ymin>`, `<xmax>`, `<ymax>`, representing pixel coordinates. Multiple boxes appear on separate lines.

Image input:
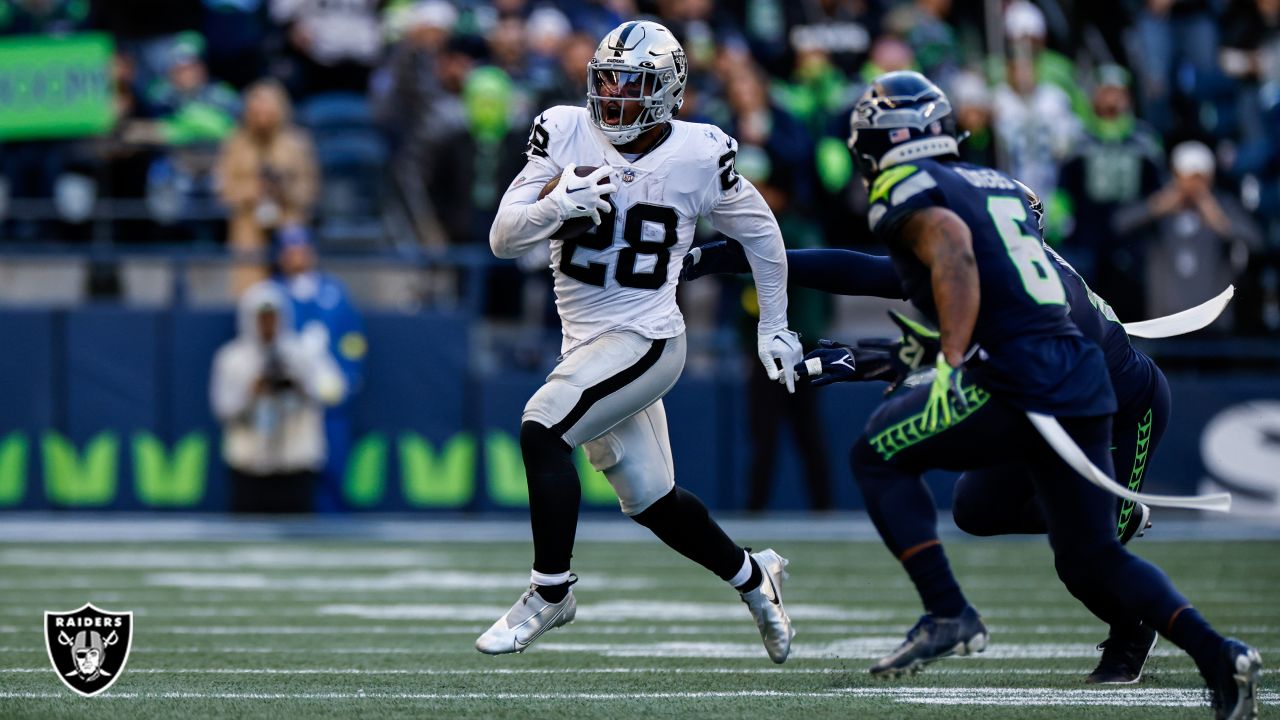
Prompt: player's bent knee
<box><xmin>607</xmin><ymin>456</ymin><xmax>675</xmax><ymax>516</ymax></box>
<box><xmin>583</xmin><ymin>434</ymin><xmax>623</xmax><ymax>472</ymax></box>
<box><xmin>951</xmin><ymin>482</ymin><xmax>998</xmax><ymax>537</ymax></box>
<box><xmin>597</xmin><ymin>443</ymin><xmax>674</xmax><ymax>515</ymax></box>
<box><xmin>520</xmin><ymin>420</ymin><xmax>572</xmax><ymax>458</ymax></box>
<box><xmin>586</xmin><ymin>420</ymin><xmax>675</xmax><ymax>515</ymax></box>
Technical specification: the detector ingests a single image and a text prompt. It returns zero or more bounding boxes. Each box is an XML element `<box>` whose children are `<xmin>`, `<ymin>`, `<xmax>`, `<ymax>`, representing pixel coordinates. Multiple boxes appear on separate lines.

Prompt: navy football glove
<box><xmin>681</xmin><ymin>240</ymin><xmax>751</xmax><ymax>281</ymax></box>
<box><xmin>796</xmin><ymin>312</ymin><xmax>944</xmax><ymax>392</ymax></box>
<box><xmin>795</xmin><ymin>340</ymin><xmax>901</xmax><ymax>387</ymax></box>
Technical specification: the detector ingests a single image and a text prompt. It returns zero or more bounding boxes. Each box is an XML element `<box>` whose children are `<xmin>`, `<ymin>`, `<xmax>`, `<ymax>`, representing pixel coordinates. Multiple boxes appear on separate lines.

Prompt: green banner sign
<box><xmin>0</xmin><ymin>32</ymin><xmax>114</xmax><ymax>140</ymax></box>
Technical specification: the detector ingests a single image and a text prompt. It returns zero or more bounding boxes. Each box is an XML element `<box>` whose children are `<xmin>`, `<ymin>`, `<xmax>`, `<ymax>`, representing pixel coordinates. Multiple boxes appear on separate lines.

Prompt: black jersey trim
<box><xmin>550</xmin><ymin>338</ymin><xmax>668</xmax><ymax>438</ymax></box>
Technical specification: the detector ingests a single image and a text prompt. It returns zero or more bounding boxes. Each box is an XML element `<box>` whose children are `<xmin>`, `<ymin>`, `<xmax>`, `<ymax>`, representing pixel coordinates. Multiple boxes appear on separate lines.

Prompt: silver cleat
<box><xmin>740</xmin><ymin>548</ymin><xmax>795</xmax><ymax>663</ymax></box>
<box><xmin>475</xmin><ymin>584</ymin><xmax>576</xmax><ymax>655</ymax></box>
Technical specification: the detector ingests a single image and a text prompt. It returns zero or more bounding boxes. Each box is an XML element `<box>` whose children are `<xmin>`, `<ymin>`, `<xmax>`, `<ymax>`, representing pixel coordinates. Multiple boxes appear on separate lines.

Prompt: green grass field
<box><xmin>0</xmin><ymin>531</ymin><xmax>1275</xmax><ymax>719</ymax></box>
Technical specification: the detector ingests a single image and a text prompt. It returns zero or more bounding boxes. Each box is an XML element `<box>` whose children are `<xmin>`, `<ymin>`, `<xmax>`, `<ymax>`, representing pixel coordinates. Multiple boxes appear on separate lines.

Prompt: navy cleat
<box><xmin>1086</xmin><ymin>623</ymin><xmax>1158</xmax><ymax>684</ymax></box>
<box><xmin>870</xmin><ymin>605</ymin><xmax>988</xmax><ymax>678</ymax></box>
<box><xmin>1209</xmin><ymin>639</ymin><xmax>1262</xmax><ymax>720</ymax></box>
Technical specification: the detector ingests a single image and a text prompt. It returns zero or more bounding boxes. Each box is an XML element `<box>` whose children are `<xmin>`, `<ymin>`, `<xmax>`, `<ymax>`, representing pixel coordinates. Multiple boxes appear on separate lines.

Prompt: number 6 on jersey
<box><xmin>987</xmin><ymin>196</ymin><xmax>1066</xmax><ymax>306</ymax></box>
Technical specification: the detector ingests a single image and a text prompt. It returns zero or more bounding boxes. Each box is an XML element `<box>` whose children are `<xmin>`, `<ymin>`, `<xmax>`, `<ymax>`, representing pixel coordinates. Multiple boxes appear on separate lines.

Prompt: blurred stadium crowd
<box><xmin>1</xmin><ymin>0</ymin><xmax>1279</xmax><ymax>335</ymax></box>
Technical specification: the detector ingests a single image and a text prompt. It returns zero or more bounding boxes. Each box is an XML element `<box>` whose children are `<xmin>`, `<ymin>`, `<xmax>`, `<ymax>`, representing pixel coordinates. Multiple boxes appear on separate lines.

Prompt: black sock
<box><xmin>631</xmin><ymin>487</ymin><xmax>744</xmax><ymax>582</ymax></box>
<box><xmin>534</xmin><ymin>577</ymin><xmax>575</xmax><ymax>604</ymax></box>
<box><xmin>521</xmin><ymin>421</ymin><xmax>580</xmax><ymax>576</ymax></box>
<box><xmin>902</xmin><ymin>542</ymin><xmax>968</xmax><ymax>618</ymax></box>
<box><xmin>735</xmin><ymin>557</ymin><xmax>763</xmax><ymax>593</ymax></box>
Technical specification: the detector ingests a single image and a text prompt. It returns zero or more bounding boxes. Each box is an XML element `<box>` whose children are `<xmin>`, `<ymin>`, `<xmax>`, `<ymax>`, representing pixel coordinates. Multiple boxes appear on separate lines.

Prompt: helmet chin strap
<box><xmin>879</xmin><ymin>136</ymin><xmax>960</xmax><ymax>170</ymax></box>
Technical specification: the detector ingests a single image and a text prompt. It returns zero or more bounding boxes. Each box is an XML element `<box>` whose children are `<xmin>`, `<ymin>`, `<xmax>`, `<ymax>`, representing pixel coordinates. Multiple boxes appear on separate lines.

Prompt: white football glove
<box><xmin>545</xmin><ymin>163</ymin><xmax>617</xmax><ymax>226</ymax></box>
<box><xmin>758</xmin><ymin>329</ymin><xmax>803</xmax><ymax>394</ymax></box>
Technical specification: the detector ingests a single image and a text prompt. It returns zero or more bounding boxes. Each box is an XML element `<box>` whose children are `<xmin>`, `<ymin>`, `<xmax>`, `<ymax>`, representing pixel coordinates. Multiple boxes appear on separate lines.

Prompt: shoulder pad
<box><xmin>525</xmin><ymin>106</ymin><xmax>586</xmax><ymax>162</ymax></box>
<box><xmin>688</xmin><ymin>123</ymin><xmax>741</xmax><ymax>194</ymax></box>
<box><xmin>869</xmin><ymin>164</ymin><xmax>937</xmax><ymax>206</ymax></box>
<box><xmin>867</xmin><ymin>163</ymin><xmax>941</xmax><ymax>233</ymax></box>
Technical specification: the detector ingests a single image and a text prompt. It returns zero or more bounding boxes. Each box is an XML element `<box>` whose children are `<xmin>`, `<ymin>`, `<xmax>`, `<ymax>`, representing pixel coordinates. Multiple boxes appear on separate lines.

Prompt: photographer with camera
<box><xmin>210</xmin><ymin>282</ymin><xmax>346</xmax><ymax>513</ymax></box>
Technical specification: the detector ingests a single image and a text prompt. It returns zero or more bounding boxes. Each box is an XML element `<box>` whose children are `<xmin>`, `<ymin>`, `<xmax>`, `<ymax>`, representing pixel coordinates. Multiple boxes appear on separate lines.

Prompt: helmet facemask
<box><xmin>587</xmin><ymin>63</ymin><xmax>681</xmax><ymax>145</ymax></box>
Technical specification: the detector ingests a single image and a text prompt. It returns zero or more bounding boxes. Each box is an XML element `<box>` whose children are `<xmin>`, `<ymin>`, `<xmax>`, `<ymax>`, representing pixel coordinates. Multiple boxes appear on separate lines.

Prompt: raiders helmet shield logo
<box><xmin>44</xmin><ymin>603</ymin><xmax>133</xmax><ymax>697</ymax></box>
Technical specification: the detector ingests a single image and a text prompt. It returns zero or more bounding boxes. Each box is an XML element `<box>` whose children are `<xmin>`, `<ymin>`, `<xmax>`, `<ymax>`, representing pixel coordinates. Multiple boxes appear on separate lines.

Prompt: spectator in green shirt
<box><xmin>146</xmin><ymin>33</ymin><xmax>240</xmax><ymax>145</ymax></box>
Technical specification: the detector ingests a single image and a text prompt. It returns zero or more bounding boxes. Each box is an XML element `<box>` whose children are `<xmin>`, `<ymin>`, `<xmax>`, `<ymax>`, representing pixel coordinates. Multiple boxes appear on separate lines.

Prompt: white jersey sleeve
<box><xmin>489</xmin><ymin>107</ymin><xmax>577</xmax><ymax>259</ymax></box>
<box><xmin>701</xmin><ymin>130</ymin><xmax>790</xmax><ymax>334</ymax></box>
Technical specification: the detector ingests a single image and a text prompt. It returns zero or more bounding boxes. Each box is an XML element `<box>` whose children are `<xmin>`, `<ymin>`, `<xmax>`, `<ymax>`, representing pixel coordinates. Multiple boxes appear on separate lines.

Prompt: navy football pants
<box><xmin>850</xmin><ymin>369</ymin><xmax>1205</xmax><ymax>648</ymax></box>
<box><xmin>951</xmin><ymin>367</ymin><xmax>1172</xmax><ymax>539</ymax></box>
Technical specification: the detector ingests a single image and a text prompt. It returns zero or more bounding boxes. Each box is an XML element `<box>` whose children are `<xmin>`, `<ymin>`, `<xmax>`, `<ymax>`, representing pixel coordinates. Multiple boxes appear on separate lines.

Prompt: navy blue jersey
<box><xmin>869</xmin><ymin>158</ymin><xmax>1116</xmax><ymax>417</ymax></box>
<box><xmin>1044</xmin><ymin>247</ymin><xmax>1156</xmax><ymax>415</ymax></box>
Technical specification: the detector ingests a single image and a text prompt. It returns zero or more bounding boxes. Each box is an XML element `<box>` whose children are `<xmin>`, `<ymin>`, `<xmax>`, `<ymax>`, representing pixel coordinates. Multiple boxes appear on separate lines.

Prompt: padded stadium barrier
<box><xmin>0</xmin><ymin>307</ymin><xmax>1276</xmax><ymax>515</ymax></box>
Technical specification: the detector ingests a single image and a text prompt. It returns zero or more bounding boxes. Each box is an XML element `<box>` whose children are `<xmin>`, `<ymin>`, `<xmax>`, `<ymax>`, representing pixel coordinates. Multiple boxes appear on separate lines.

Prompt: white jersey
<box><xmin>490</xmin><ymin>105</ymin><xmax>789</xmax><ymax>351</ymax></box>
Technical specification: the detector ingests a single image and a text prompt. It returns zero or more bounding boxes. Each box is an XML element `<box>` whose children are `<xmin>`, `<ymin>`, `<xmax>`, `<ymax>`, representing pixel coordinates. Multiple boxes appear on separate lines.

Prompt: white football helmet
<box><xmin>587</xmin><ymin>20</ymin><xmax>688</xmax><ymax>145</ymax></box>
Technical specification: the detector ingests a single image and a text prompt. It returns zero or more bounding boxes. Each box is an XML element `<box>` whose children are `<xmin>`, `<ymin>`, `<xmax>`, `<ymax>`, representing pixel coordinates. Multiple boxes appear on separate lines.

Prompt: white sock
<box><xmin>530</xmin><ymin>569</ymin><xmax>572</xmax><ymax>587</ymax></box>
<box><xmin>727</xmin><ymin>550</ymin><xmax>754</xmax><ymax>589</ymax></box>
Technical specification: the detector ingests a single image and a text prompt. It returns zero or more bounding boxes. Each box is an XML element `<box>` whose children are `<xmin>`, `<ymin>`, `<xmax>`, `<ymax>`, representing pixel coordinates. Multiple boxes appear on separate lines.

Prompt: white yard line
<box><xmin>0</xmin><ymin>642</ymin><xmax>1245</xmax><ymax>660</ymax></box>
<box><xmin>0</xmin><ymin>572</ymin><xmax>659</xmax><ymax>592</ymax></box>
<box><xmin>0</xmin><ymin>690</ymin><xmax>840</xmax><ymax>700</ymax></box>
<box><xmin>315</xmin><ymin>601</ymin><xmax>903</xmax><ymax>622</ymax></box>
<box><xmin>0</xmin><ymin>688</ymin><xmax>1275</xmax><ymax>705</ymax></box>
<box><xmin>0</xmin><ymin>631</ymin><xmax>1275</xmax><ymax>658</ymax></box>
<box><xmin>2</xmin><ymin>580</ymin><xmax>1274</xmax><ymax>611</ymax></box>
<box><xmin>0</xmin><ymin>548</ymin><xmax>447</xmax><ymax>569</ymax></box>
<box><xmin>3</xmin><ymin>602</ymin><xmax>1276</xmax><ymax>635</ymax></box>
<box><xmin>1</xmin><ymin>514</ymin><xmax>1277</xmax><ymax>543</ymax></box>
<box><xmin>0</xmin><ymin>666</ymin><xmax>1218</xmax><ymax>676</ymax></box>
<box><xmin>534</xmin><ymin>639</ymin><xmax>1280</xmax><ymax>660</ymax></box>
<box><xmin>0</xmin><ymin>623</ymin><xmax>1224</xmax><ymax>639</ymax></box>
<box><xmin>840</xmin><ymin>687</ymin><xmax>1280</xmax><ymax>707</ymax></box>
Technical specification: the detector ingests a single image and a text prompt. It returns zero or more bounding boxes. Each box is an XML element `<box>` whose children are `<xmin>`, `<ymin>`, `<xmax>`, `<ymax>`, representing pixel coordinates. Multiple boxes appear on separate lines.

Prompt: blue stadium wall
<box><xmin>0</xmin><ymin>307</ymin><xmax>1275</xmax><ymax>513</ymax></box>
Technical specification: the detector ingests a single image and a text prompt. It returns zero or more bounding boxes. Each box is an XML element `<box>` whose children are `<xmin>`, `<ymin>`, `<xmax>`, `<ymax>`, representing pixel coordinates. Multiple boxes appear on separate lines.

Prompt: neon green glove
<box><xmin>923</xmin><ymin>352</ymin><xmax>969</xmax><ymax>432</ymax></box>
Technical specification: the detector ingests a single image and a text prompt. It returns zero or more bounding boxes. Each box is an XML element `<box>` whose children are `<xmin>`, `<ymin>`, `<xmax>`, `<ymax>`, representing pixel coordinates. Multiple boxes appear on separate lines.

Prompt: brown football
<box><xmin>540</xmin><ymin>165</ymin><xmax>611</xmax><ymax>240</ymax></box>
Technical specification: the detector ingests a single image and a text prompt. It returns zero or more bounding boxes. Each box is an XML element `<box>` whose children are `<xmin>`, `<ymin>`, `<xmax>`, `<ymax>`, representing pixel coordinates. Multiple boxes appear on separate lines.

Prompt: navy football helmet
<box><xmin>847</xmin><ymin>71</ymin><xmax>959</xmax><ymax>181</ymax></box>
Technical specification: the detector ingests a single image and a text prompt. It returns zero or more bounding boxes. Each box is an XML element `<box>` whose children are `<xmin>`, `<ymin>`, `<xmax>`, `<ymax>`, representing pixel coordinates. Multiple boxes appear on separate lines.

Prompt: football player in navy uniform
<box><xmin>684</xmin><ymin>183</ymin><xmax>1169</xmax><ymax>685</ymax></box>
<box><xmin>704</xmin><ymin>71</ymin><xmax>1258</xmax><ymax>718</ymax></box>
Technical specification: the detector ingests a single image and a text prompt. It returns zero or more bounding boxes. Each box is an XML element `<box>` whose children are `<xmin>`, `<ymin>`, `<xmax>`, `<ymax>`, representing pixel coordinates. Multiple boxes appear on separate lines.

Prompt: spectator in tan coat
<box><xmin>217</xmin><ymin>80</ymin><xmax>319</xmax><ymax>295</ymax></box>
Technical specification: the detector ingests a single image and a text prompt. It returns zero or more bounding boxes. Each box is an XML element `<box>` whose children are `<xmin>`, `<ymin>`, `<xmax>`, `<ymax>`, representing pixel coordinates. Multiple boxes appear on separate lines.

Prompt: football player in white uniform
<box><xmin>476</xmin><ymin>20</ymin><xmax>803</xmax><ymax>662</ymax></box>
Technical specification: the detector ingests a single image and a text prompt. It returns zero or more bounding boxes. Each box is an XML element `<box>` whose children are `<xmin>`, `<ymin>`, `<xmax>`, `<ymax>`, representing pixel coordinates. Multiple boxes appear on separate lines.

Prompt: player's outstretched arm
<box><xmin>707</xmin><ymin>179</ymin><xmax>802</xmax><ymax>391</ymax></box>
<box><xmin>706</xmin><ymin>183</ymin><xmax>789</xmax><ymax>330</ymax></box>
<box><xmin>785</xmin><ymin>249</ymin><xmax>906</xmax><ymax>299</ymax></box>
<box><xmin>683</xmin><ymin>242</ymin><xmax>907</xmax><ymax>301</ymax></box>
<box><xmin>899</xmin><ymin>207</ymin><xmax>978</xmax><ymax>367</ymax></box>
